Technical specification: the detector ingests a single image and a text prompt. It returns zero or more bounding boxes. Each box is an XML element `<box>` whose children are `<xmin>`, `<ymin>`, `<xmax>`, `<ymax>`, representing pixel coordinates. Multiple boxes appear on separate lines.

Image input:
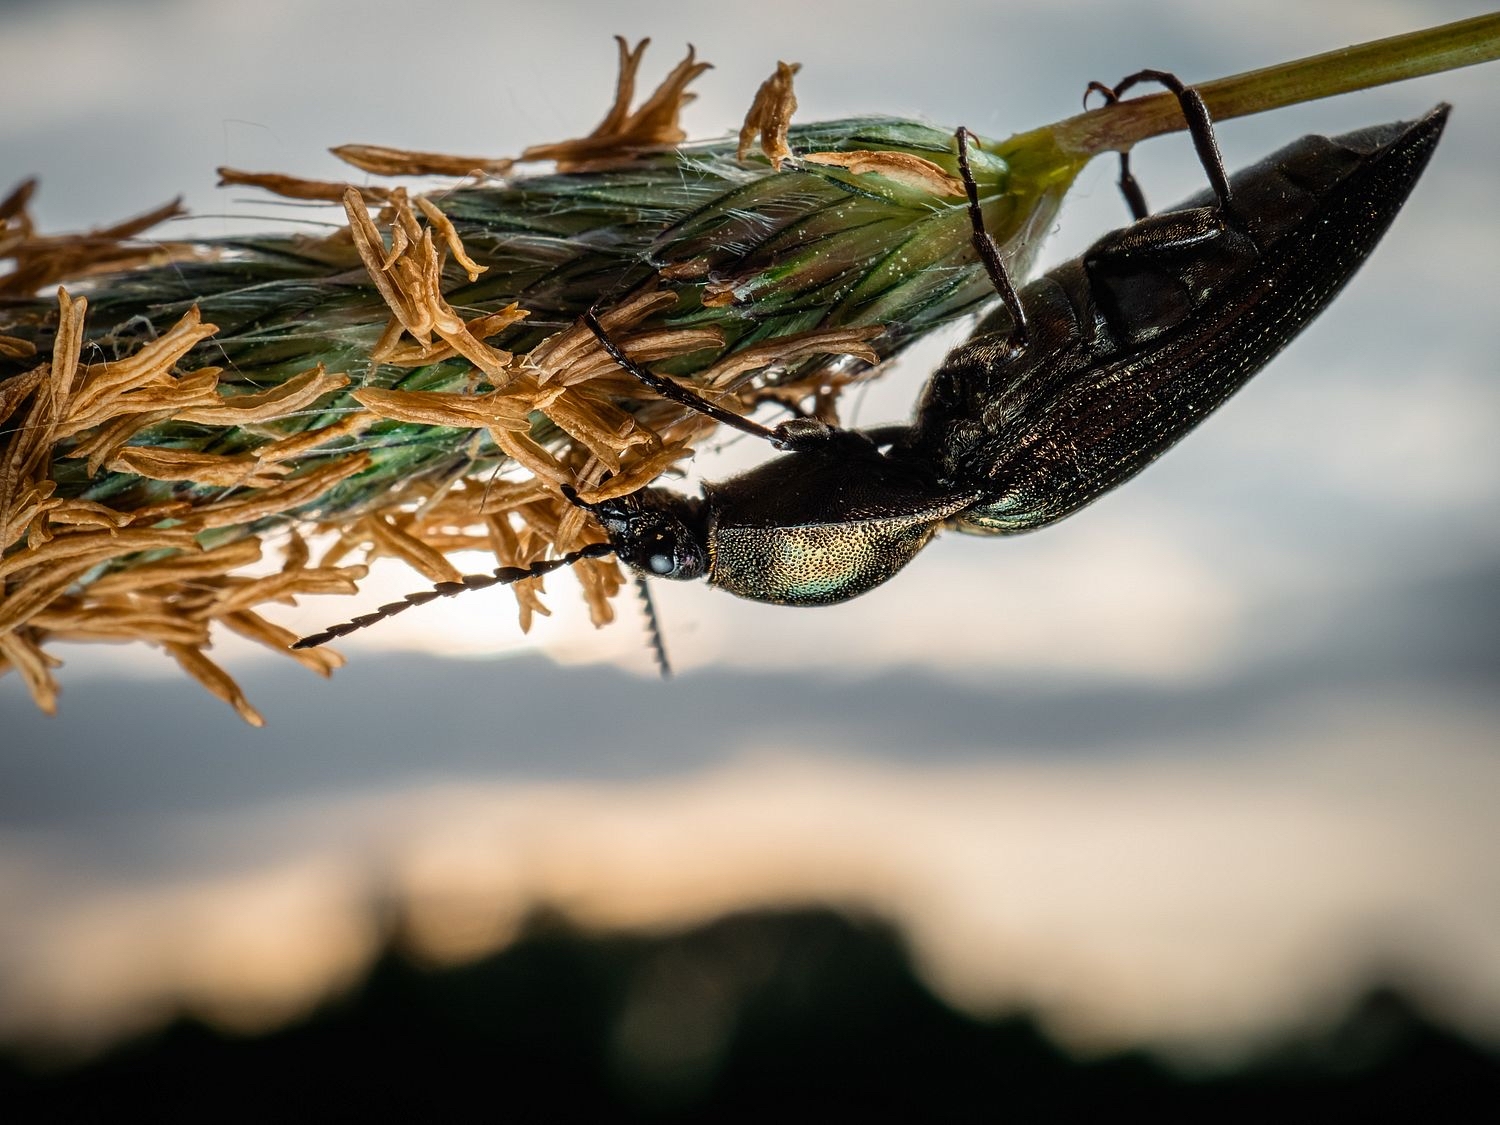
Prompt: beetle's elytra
<box><xmin>296</xmin><ymin>75</ymin><xmax>1449</xmax><ymax>651</ymax></box>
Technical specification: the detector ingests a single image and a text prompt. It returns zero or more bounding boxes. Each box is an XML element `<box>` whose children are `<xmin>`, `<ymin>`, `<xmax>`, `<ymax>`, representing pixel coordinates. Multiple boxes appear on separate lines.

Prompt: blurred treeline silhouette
<box><xmin>3</xmin><ymin>907</ymin><xmax>1496</xmax><ymax>1122</ymax></box>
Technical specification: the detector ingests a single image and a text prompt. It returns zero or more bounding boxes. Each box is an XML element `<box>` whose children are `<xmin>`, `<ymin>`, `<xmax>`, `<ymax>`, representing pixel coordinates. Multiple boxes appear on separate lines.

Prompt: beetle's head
<box><xmin>585</xmin><ymin>487</ymin><xmax>712</xmax><ymax>582</ymax></box>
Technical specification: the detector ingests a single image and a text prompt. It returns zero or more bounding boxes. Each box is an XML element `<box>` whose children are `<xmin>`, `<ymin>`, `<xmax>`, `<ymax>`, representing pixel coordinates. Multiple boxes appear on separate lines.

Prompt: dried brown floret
<box><xmin>483</xmin><ymin>512</ymin><xmax>550</xmax><ymax>633</ymax></box>
<box><xmin>0</xmin><ymin>527</ymin><xmax>200</xmax><ymax>633</ymax></box>
<box><xmin>55</xmin><ymin>304</ymin><xmax>221</xmax><ymax>437</ymax></box>
<box><xmin>84</xmin><ymin>540</ymin><xmax>265</xmax><ymax>598</ymax></box>
<box><xmin>0</xmin><ymin>288</ymin><xmax>86</xmax><ymax>522</ymax></box>
<box><xmin>519</xmin><ymin>38</ymin><xmax>713</xmax><ymax>170</ymax></box>
<box><xmin>0</xmin><ymin>189</ymin><xmax>195</xmax><ymax>297</ymax></box>
<box><xmin>799</xmin><ymin>150</ymin><xmax>966</xmax><ymax>197</ymax></box>
<box><xmin>255</xmin><ymin>414</ymin><xmax>370</xmax><ymax>465</ymax></box>
<box><xmin>173</xmin><ymin>365</ymin><xmax>351</xmax><ymax>426</ymax></box>
<box><xmin>351</xmin><ymin>386</ymin><xmax>535</xmax><ymax>432</ymax></box>
<box><xmin>0</xmin><ymin>630</ymin><xmax>63</xmax><ymax>714</ymax></box>
<box><xmin>179</xmin><ymin>454</ymin><xmax>371</xmax><ymax>532</ymax></box>
<box><xmin>358</xmin><ymin>514</ymin><xmax>464</xmax><ymax>586</ymax></box>
<box><xmin>696</xmin><ymin>324</ymin><xmax>883</xmax><ymax>388</ymax></box>
<box><xmin>738</xmin><ymin>60</ymin><xmax>802</xmax><ymax>170</ymax></box>
<box><xmin>206</xmin><ymin>564</ymin><xmax>368</xmax><ymax>617</ymax></box>
<box><xmin>68</xmin><ymin>410</ymin><xmax>179</xmax><ymax>476</ymax></box>
<box><xmin>490</xmin><ymin>427</ymin><xmax>574</xmax><ymax>486</ymax></box>
<box><xmin>573</xmin><ymin>438</ymin><xmax>699</xmax><ymax>504</ymax></box>
<box><xmin>344</xmin><ymin>189</ymin><xmax>513</xmax><ymax>382</ymax></box>
<box><xmin>166</xmin><ymin>642</ymin><xmax>266</xmax><ymax>727</ymax></box>
<box><xmin>105</xmin><ymin>445</ymin><xmax>292</xmax><ymax>488</ymax></box>
<box><xmin>331</xmin><ymin>144</ymin><xmax>514</xmax><ymax>178</ymax></box>
<box><xmin>220</xmin><ymin>608</ymin><xmax>344</xmax><ymax>677</ymax></box>
<box><xmin>414</xmin><ymin>196</ymin><xmax>488</xmax><ymax>281</ymax></box>
<box><xmin>0</xmin><ymin>179</ymin><xmax>36</xmax><ymax>224</ymax></box>
<box><xmin>373</xmin><ymin>305</ymin><xmax>528</xmax><ymax>369</ymax></box>
<box><xmin>216</xmin><ymin>168</ymin><xmax>390</xmax><ymax>204</ymax></box>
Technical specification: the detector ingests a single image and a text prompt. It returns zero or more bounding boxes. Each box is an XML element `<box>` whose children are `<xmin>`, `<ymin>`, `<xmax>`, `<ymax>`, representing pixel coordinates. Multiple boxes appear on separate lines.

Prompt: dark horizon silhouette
<box><xmin>5</xmin><ymin>906</ymin><xmax>1496</xmax><ymax>1123</ymax></box>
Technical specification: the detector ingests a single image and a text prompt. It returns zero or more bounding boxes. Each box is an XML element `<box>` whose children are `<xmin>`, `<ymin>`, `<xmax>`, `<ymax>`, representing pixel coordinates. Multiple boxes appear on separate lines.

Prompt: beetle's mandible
<box><xmin>295</xmin><ymin>73</ymin><xmax>1449</xmax><ymax>652</ymax></box>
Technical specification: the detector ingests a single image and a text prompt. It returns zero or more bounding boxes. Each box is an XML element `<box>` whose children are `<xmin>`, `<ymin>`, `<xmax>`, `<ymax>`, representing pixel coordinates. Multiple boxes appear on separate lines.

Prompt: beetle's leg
<box><xmin>583</xmin><ymin>310</ymin><xmax>853</xmax><ymax>453</ymax></box>
<box><xmin>955</xmin><ymin>126</ymin><xmax>1029</xmax><ymax>344</ymax></box>
<box><xmin>1083</xmin><ymin>80</ymin><xmax>1150</xmax><ymax>221</ymax></box>
<box><xmin>583</xmin><ymin>309</ymin><xmax>784</xmax><ymax>443</ymax></box>
<box><xmin>1112</xmin><ymin>69</ymin><xmax>1237</xmax><ymax>222</ymax></box>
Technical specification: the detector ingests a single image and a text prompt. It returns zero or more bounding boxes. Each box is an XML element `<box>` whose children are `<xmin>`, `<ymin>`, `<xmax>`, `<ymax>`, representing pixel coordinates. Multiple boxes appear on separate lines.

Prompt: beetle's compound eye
<box><xmin>629</xmin><ymin>517</ymin><xmax>706</xmax><ymax>581</ymax></box>
<box><xmin>589</xmin><ymin>488</ymin><xmax>709</xmax><ymax>584</ymax></box>
<box><xmin>632</xmin><ymin>518</ymin><xmax>706</xmax><ymax>581</ymax></box>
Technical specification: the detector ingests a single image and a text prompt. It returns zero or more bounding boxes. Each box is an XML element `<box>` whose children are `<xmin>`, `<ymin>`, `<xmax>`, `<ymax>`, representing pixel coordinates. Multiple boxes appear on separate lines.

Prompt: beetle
<box><xmin>295</xmin><ymin>72</ymin><xmax>1449</xmax><ymax>651</ymax></box>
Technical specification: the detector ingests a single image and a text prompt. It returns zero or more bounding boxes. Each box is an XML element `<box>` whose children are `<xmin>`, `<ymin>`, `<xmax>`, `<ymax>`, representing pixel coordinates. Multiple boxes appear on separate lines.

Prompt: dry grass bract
<box><xmin>520</xmin><ymin>37</ymin><xmax>713</xmax><ymax>170</ymax></box>
<box><xmin>0</xmin><ymin>180</ymin><xmax>197</xmax><ymax>298</ymax></box>
<box><xmin>738</xmin><ymin>61</ymin><xmax>802</xmax><ymax>170</ymax></box>
<box><xmin>800</xmin><ymin>150</ymin><xmax>966</xmax><ymax>197</ymax></box>
<box><xmin>330</xmin><ymin>144</ymin><xmax>514</xmax><ymax>179</ymax></box>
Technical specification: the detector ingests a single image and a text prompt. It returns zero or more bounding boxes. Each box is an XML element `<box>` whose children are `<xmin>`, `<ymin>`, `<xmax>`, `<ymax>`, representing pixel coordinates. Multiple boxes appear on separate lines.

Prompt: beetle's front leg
<box><xmin>955</xmin><ymin>126</ymin><xmax>1029</xmax><ymax>343</ymax></box>
<box><xmin>582</xmin><ymin>309</ymin><xmax>873</xmax><ymax>454</ymax></box>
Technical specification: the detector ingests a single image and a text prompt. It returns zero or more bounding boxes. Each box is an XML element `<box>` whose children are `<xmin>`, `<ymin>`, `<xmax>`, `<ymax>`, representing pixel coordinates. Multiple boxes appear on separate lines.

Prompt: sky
<box><xmin>2</xmin><ymin>0</ymin><xmax>1498</xmax><ymax>1065</ymax></box>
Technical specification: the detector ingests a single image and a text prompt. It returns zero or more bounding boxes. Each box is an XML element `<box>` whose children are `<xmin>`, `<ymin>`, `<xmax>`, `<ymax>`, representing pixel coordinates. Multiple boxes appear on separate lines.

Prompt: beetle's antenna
<box><xmin>1083</xmin><ymin>81</ymin><xmax>1150</xmax><ymax>221</ymax></box>
<box><xmin>954</xmin><ymin>127</ymin><xmax>1029</xmax><ymax>343</ymax></box>
<box><xmin>582</xmin><ymin>311</ymin><xmax>786</xmax><ymax>446</ymax></box>
<box><xmin>291</xmin><ymin>542</ymin><xmax>616</xmax><ymax>650</ymax></box>
<box><xmin>634</xmin><ymin>574</ymin><xmax>673</xmax><ymax>678</ymax></box>
<box><xmin>1110</xmin><ymin>70</ymin><xmax>1236</xmax><ymax>220</ymax></box>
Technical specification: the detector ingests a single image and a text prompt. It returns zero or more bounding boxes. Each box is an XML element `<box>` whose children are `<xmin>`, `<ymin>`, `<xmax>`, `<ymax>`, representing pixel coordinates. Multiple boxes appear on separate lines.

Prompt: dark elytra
<box><xmin>295</xmin><ymin>79</ymin><xmax>1449</xmax><ymax>652</ymax></box>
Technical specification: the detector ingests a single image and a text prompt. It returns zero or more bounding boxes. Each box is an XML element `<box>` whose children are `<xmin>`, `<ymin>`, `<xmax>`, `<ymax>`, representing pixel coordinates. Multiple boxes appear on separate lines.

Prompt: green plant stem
<box><xmin>1035</xmin><ymin>13</ymin><xmax>1500</xmax><ymax>159</ymax></box>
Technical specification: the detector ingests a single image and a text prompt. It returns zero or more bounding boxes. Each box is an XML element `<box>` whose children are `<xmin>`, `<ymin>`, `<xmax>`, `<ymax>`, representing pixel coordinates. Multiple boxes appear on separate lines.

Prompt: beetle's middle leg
<box><xmin>1110</xmin><ymin>69</ymin><xmax>1238</xmax><ymax>223</ymax></box>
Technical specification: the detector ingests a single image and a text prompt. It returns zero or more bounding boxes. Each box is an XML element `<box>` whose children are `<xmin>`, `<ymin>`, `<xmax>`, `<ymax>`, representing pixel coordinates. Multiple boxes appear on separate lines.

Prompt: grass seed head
<box><xmin>0</xmin><ymin>40</ymin><xmax>1082</xmax><ymax>721</ymax></box>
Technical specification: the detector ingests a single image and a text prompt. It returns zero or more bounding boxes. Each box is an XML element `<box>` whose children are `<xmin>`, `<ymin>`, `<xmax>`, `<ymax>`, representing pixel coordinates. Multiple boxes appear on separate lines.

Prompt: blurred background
<box><xmin>3</xmin><ymin>0</ymin><xmax>1498</xmax><ymax>1115</ymax></box>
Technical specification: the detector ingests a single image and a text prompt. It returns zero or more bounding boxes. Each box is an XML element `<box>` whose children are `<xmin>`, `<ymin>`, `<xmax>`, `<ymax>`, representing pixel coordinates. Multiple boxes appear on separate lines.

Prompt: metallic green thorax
<box><xmin>702</xmin><ymin>438</ymin><xmax>977</xmax><ymax>605</ymax></box>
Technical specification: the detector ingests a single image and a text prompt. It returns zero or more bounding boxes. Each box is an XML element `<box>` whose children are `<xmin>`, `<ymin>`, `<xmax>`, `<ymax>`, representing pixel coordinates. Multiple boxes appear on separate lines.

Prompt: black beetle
<box><xmin>295</xmin><ymin>74</ymin><xmax>1449</xmax><ymax>650</ymax></box>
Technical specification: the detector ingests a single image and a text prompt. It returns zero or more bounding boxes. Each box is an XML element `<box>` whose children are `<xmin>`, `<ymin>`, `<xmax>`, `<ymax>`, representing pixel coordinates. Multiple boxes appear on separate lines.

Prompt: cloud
<box><xmin>3</xmin><ymin>691</ymin><xmax>1498</xmax><ymax>1059</ymax></box>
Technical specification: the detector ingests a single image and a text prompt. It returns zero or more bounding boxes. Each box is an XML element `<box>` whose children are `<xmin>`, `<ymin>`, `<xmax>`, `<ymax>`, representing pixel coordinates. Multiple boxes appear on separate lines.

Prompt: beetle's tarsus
<box><xmin>1083</xmin><ymin>80</ymin><xmax>1151</xmax><ymax>221</ymax></box>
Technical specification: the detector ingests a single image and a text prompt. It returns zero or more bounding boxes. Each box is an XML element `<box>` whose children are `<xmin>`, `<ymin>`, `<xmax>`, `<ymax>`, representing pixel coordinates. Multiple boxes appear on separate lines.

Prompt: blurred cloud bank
<box><xmin>4</xmin><ymin>645</ymin><xmax>1498</xmax><ymax>1060</ymax></box>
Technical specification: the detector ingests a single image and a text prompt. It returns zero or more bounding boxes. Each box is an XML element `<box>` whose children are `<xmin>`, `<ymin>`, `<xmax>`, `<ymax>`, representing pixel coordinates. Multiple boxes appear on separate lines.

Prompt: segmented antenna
<box><xmin>634</xmin><ymin>574</ymin><xmax>673</xmax><ymax>678</ymax></box>
<box><xmin>291</xmin><ymin>542</ymin><xmax>616</xmax><ymax>649</ymax></box>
